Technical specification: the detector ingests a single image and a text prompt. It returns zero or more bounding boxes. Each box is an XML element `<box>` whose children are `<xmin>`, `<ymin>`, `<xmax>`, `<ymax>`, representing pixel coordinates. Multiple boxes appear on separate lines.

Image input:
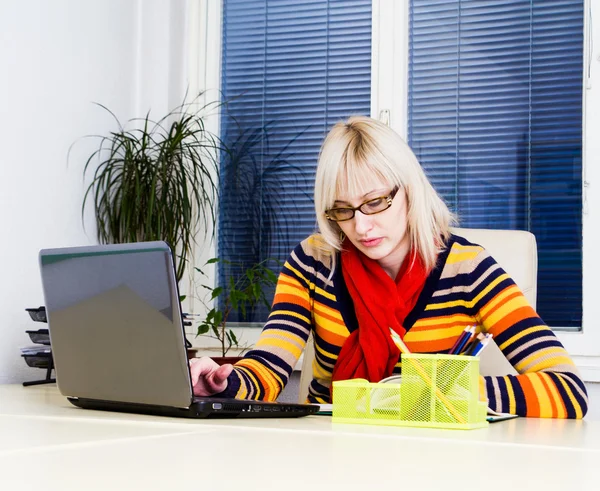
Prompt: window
<box><xmin>191</xmin><ymin>1</ymin><xmax>599</xmax><ymax>375</ymax></box>
<box><xmin>219</xmin><ymin>0</ymin><xmax>372</xmax><ymax>321</ymax></box>
<box><xmin>407</xmin><ymin>0</ymin><xmax>584</xmax><ymax>329</ymax></box>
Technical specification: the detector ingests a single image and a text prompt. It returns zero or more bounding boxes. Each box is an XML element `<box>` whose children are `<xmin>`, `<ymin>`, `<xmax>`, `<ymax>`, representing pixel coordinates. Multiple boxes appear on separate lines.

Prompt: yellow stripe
<box><xmin>235</xmin><ymin>371</ymin><xmax>248</xmax><ymax>399</ymax></box>
<box><xmin>504</xmin><ymin>376</ymin><xmax>516</xmax><ymax>414</ymax></box>
<box><xmin>485</xmin><ymin>298</ymin><xmax>531</xmax><ymax>329</ymax></box>
<box><xmin>513</xmin><ymin>347</ymin><xmax>570</xmax><ymax>372</ymax></box>
<box><xmin>474</xmin><ymin>286</ymin><xmax>526</xmax><ymax>317</ymax></box>
<box><xmin>314</xmin><ymin>361</ymin><xmax>331</xmax><ymax>379</ymax></box>
<box><xmin>313</xmin><ymin>316</ymin><xmax>348</xmax><ymax>338</ymax></box>
<box><xmin>498</xmin><ymin>325</ymin><xmax>547</xmax><ymax>351</ymax></box>
<box><xmin>237</xmin><ymin>366</ymin><xmax>261</xmax><ymax>399</ymax></box>
<box><xmin>260</xmin><ymin>328</ymin><xmax>304</xmax><ymax>345</ymax></box>
<box><xmin>314</xmin><ymin>285</ymin><xmax>336</xmax><ymax>301</ymax></box>
<box><xmin>410</xmin><ymin>314</ymin><xmax>473</xmax><ymax>328</ymax></box>
<box><xmin>527</xmin><ymin>355</ymin><xmax>576</xmax><ymax>373</ymax></box>
<box><xmin>527</xmin><ymin>374</ymin><xmax>553</xmax><ymax>418</ymax></box>
<box><xmin>256</xmin><ymin>336</ymin><xmax>303</xmax><ymax>359</ymax></box>
<box><xmin>425</xmin><ymin>298</ymin><xmax>471</xmax><ymax>310</ymax></box>
<box><xmin>270</xmin><ymin>309</ymin><xmax>310</xmax><ymax>324</ymax></box>
<box><xmin>404</xmin><ymin>324</ymin><xmax>465</xmax><ymax>342</ymax></box>
<box><xmin>276</xmin><ymin>282</ymin><xmax>309</xmax><ymax>297</ymax></box>
<box><xmin>307</xmin><ymin>234</ymin><xmax>328</xmax><ymax>249</ymax></box>
<box><xmin>539</xmin><ymin>372</ymin><xmax>566</xmax><ymax>419</ymax></box>
<box><xmin>313</xmin><ymin>301</ymin><xmax>344</xmax><ymax>321</ymax></box>
<box><xmin>315</xmin><ymin>341</ymin><xmax>340</xmax><ymax>360</ymax></box>
<box><xmin>555</xmin><ymin>375</ymin><xmax>583</xmax><ymax>419</ymax></box>
<box><xmin>473</xmin><ymin>273</ymin><xmax>510</xmax><ymax>315</ymax></box>
<box><xmin>284</xmin><ymin>263</ymin><xmax>310</xmax><ymax>289</ymax></box>
<box><xmin>445</xmin><ymin>247</ymin><xmax>481</xmax><ymax>264</ymax></box>
<box><xmin>479</xmin><ymin>376</ymin><xmax>487</xmax><ymax>403</ymax></box>
<box><xmin>247</xmin><ymin>359</ymin><xmax>285</xmax><ymax>394</ymax></box>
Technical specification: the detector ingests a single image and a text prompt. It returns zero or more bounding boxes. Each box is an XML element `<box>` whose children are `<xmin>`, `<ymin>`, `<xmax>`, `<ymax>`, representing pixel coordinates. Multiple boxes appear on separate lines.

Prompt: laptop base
<box><xmin>68</xmin><ymin>396</ymin><xmax>319</xmax><ymax>419</ymax></box>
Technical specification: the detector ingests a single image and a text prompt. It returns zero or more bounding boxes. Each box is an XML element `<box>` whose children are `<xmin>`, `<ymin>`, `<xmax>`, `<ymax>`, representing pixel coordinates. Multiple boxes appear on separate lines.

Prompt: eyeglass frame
<box><xmin>324</xmin><ymin>187</ymin><xmax>400</xmax><ymax>222</ymax></box>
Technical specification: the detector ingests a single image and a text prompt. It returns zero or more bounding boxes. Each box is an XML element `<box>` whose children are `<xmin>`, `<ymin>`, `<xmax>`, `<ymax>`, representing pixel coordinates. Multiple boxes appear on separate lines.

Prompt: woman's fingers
<box><xmin>189</xmin><ymin>357</ymin><xmax>233</xmax><ymax>396</ymax></box>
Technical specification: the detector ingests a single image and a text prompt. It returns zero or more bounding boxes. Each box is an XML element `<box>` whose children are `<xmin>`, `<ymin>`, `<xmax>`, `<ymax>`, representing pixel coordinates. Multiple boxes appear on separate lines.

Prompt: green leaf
<box><xmin>179</xmin><ymin>295</ymin><xmax>186</xmax><ymax>302</ymax></box>
<box><xmin>210</xmin><ymin>286</ymin><xmax>224</xmax><ymax>300</ymax></box>
<box><xmin>196</xmin><ymin>324</ymin><xmax>210</xmax><ymax>335</ymax></box>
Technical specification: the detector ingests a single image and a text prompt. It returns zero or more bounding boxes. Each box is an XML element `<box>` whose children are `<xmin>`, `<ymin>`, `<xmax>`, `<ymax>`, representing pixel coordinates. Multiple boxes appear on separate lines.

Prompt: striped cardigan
<box><xmin>220</xmin><ymin>233</ymin><xmax>588</xmax><ymax>418</ymax></box>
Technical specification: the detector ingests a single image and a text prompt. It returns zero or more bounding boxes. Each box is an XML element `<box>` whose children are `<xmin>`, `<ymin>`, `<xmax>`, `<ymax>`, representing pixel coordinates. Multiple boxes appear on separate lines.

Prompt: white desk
<box><xmin>0</xmin><ymin>384</ymin><xmax>598</xmax><ymax>490</ymax></box>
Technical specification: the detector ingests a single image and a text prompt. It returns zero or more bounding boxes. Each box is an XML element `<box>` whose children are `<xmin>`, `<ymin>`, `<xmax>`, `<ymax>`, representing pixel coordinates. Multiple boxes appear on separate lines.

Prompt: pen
<box><xmin>452</xmin><ymin>326</ymin><xmax>476</xmax><ymax>355</ymax></box>
<box><xmin>448</xmin><ymin>326</ymin><xmax>470</xmax><ymax>354</ymax></box>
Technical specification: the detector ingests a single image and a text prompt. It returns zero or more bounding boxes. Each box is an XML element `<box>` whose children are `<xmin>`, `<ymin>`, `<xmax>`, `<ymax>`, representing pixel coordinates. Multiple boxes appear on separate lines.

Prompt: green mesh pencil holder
<box><xmin>332</xmin><ymin>353</ymin><xmax>488</xmax><ymax>430</ymax></box>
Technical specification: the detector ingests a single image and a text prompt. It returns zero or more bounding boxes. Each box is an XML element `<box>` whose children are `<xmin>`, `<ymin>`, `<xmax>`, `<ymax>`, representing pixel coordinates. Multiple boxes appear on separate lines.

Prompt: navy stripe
<box><xmin>546</xmin><ymin>372</ymin><xmax>583</xmax><ymax>418</ymax></box>
<box><xmin>315</xmin><ymin>351</ymin><xmax>337</xmax><ymax>368</ymax></box>
<box><xmin>507</xmin><ymin>338</ymin><xmax>563</xmax><ymax>366</ymax></box>
<box><xmin>560</xmin><ymin>371</ymin><xmax>589</xmax><ymax>402</ymax></box>
<box><xmin>315</xmin><ymin>335</ymin><xmax>343</xmax><ymax>358</ymax></box>
<box><xmin>262</xmin><ymin>322</ymin><xmax>309</xmax><ymax>342</ymax></box>
<box><xmin>216</xmin><ymin>370</ymin><xmax>242</xmax><ymax>399</ymax></box>
<box><xmin>246</xmin><ymin>351</ymin><xmax>293</xmax><ymax>378</ymax></box>
<box><xmin>472</xmin><ymin>277</ymin><xmax>516</xmax><ymax>313</ymax></box>
<box><xmin>485</xmin><ymin>377</ymin><xmax>497</xmax><ymax>411</ymax></box>
<box><xmin>420</xmin><ymin>305</ymin><xmax>473</xmax><ymax>318</ymax></box>
<box><xmin>507</xmin><ymin>375</ymin><xmax>527</xmax><ymax>417</ymax></box>
<box><xmin>493</xmin><ymin>317</ymin><xmax>545</xmax><ymax>346</ymax></box>
<box><xmin>330</xmin><ymin>261</ymin><xmax>359</xmax><ymax>333</ymax></box>
<box><xmin>404</xmin><ymin>236</ymin><xmax>455</xmax><ymax>329</ymax></box>
<box><xmin>267</xmin><ymin>311</ymin><xmax>311</xmax><ymax>327</ymax></box>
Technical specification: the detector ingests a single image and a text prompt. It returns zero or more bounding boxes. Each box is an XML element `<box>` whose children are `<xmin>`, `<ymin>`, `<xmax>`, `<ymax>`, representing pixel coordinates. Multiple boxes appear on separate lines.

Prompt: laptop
<box><xmin>39</xmin><ymin>241</ymin><xmax>318</xmax><ymax>419</ymax></box>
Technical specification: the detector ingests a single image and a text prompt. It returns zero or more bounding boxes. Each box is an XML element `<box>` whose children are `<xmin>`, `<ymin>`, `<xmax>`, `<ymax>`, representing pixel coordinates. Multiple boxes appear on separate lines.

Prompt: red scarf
<box><xmin>331</xmin><ymin>241</ymin><xmax>428</xmax><ymax>383</ymax></box>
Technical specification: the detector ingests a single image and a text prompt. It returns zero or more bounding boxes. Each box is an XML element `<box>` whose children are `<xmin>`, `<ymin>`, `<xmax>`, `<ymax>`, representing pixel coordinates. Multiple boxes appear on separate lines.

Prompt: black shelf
<box><xmin>23</xmin><ymin>307</ymin><xmax>55</xmax><ymax>386</ymax></box>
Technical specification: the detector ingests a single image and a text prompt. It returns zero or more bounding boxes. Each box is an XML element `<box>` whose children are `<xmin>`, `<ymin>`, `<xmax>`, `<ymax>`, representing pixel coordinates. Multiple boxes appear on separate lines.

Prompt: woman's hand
<box><xmin>189</xmin><ymin>357</ymin><xmax>234</xmax><ymax>396</ymax></box>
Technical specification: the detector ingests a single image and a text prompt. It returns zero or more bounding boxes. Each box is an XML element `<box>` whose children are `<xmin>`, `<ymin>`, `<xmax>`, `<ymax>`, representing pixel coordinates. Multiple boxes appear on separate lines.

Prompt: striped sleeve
<box><xmin>468</xmin><ymin>249</ymin><xmax>588</xmax><ymax>419</ymax></box>
<box><xmin>218</xmin><ymin>241</ymin><xmax>316</xmax><ymax>401</ymax></box>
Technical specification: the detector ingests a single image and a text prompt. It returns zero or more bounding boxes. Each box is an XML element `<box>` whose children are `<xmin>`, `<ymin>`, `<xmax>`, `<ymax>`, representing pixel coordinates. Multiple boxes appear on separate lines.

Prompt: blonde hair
<box><xmin>314</xmin><ymin>116</ymin><xmax>456</xmax><ymax>272</ymax></box>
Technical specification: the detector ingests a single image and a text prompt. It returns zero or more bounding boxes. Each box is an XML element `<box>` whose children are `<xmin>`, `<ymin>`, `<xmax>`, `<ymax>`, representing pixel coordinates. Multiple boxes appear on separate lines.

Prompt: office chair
<box><xmin>297</xmin><ymin>227</ymin><xmax>538</xmax><ymax>403</ymax></box>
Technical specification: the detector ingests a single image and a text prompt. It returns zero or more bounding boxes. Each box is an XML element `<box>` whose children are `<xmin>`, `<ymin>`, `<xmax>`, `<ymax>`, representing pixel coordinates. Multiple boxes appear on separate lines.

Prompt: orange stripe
<box><xmin>410</xmin><ymin>316</ymin><xmax>473</xmax><ymax>330</ymax></box>
<box><xmin>537</xmin><ymin>374</ymin><xmax>558</xmax><ymax>418</ymax></box>
<box><xmin>519</xmin><ymin>375</ymin><xmax>541</xmax><ymax>417</ymax></box>
<box><xmin>405</xmin><ymin>337</ymin><xmax>455</xmax><ymax>353</ymax></box>
<box><xmin>277</xmin><ymin>275</ymin><xmax>305</xmax><ymax>291</ymax></box>
<box><xmin>316</xmin><ymin>326</ymin><xmax>347</xmax><ymax>347</ymax></box>
<box><xmin>313</xmin><ymin>304</ymin><xmax>344</xmax><ymax>325</ymax></box>
<box><xmin>273</xmin><ymin>292</ymin><xmax>310</xmax><ymax>310</ymax></box>
<box><xmin>541</xmin><ymin>372</ymin><xmax>567</xmax><ymax>419</ymax></box>
<box><xmin>481</xmin><ymin>289</ymin><xmax>521</xmax><ymax>317</ymax></box>
<box><xmin>482</xmin><ymin>305</ymin><xmax>536</xmax><ymax>336</ymax></box>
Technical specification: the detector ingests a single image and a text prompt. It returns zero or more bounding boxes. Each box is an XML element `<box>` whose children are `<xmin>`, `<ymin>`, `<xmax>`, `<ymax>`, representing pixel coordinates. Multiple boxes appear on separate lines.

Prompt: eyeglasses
<box><xmin>325</xmin><ymin>187</ymin><xmax>399</xmax><ymax>222</ymax></box>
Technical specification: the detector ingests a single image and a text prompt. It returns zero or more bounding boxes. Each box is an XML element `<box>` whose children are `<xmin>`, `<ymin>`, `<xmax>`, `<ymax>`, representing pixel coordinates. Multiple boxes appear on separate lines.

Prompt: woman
<box><xmin>190</xmin><ymin>116</ymin><xmax>588</xmax><ymax>419</ymax></box>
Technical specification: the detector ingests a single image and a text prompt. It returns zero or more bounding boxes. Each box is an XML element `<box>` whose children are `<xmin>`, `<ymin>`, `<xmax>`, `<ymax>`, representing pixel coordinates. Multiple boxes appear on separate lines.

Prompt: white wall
<box><xmin>0</xmin><ymin>0</ymin><xmax>190</xmax><ymax>384</ymax></box>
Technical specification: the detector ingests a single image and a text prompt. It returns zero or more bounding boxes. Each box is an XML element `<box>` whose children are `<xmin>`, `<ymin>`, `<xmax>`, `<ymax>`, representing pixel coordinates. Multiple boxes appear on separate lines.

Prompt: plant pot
<box><xmin>185</xmin><ymin>349</ymin><xmax>243</xmax><ymax>366</ymax></box>
<box><xmin>211</xmin><ymin>356</ymin><xmax>243</xmax><ymax>366</ymax></box>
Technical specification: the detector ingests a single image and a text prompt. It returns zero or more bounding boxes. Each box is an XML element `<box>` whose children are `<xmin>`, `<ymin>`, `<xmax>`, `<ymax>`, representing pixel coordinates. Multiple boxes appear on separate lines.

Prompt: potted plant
<box><xmin>217</xmin><ymin>118</ymin><xmax>309</xmax><ymax>323</ymax></box>
<box><xmin>78</xmin><ymin>94</ymin><xmax>221</xmax><ymax>281</ymax></box>
<box><xmin>191</xmin><ymin>258</ymin><xmax>278</xmax><ymax>364</ymax></box>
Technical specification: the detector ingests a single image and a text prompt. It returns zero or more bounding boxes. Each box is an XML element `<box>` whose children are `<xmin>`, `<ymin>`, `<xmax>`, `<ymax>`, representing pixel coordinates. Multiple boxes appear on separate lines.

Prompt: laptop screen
<box><xmin>39</xmin><ymin>242</ymin><xmax>193</xmax><ymax>408</ymax></box>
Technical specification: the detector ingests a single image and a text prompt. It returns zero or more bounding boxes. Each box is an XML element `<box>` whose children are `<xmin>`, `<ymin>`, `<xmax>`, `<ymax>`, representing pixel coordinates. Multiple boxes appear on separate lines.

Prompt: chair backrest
<box><xmin>297</xmin><ymin>228</ymin><xmax>538</xmax><ymax>402</ymax></box>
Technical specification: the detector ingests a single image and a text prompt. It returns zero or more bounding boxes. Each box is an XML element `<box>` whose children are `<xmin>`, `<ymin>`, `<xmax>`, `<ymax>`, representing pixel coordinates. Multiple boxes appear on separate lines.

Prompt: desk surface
<box><xmin>0</xmin><ymin>384</ymin><xmax>598</xmax><ymax>490</ymax></box>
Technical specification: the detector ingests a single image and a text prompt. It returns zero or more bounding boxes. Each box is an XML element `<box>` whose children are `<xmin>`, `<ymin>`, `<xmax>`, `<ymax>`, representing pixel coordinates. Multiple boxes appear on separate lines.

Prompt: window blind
<box><xmin>408</xmin><ymin>0</ymin><xmax>583</xmax><ymax>328</ymax></box>
<box><xmin>219</xmin><ymin>0</ymin><xmax>372</xmax><ymax>322</ymax></box>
